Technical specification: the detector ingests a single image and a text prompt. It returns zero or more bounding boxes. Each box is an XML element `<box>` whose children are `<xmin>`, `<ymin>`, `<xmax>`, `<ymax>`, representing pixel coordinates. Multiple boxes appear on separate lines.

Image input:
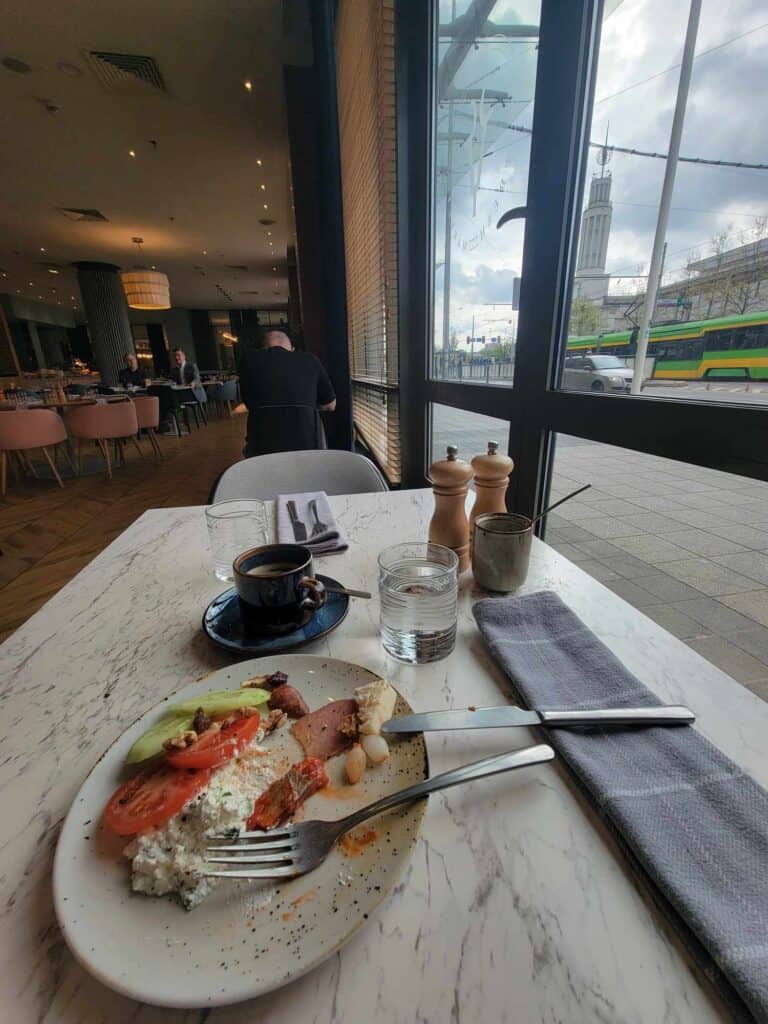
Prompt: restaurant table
<box><xmin>2</xmin><ymin>488</ymin><xmax>766</xmax><ymax>1023</ymax></box>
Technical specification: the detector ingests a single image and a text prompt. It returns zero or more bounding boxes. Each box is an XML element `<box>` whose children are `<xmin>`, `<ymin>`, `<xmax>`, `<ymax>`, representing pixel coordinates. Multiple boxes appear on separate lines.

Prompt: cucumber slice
<box><xmin>125</xmin><ymin>688</ymin><xmax>270</xmax><ymax>765</ymax></box>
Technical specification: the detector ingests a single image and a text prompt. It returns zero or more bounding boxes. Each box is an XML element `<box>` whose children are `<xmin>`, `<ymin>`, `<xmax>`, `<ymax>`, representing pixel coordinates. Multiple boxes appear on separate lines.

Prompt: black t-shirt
<box><xmin>239</xmin><ymin>347</ymin><xmax>335</xmax><ymax>410</ymax></box>
<box><xmin>119</xmin><ymin>366</ymin><xmax>146</xmax><ymax>387</ymax></box>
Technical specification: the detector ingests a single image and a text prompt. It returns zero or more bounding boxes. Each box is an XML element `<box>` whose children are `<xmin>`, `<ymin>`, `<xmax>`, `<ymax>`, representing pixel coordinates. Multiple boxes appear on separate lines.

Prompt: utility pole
<box><xmin>630</xmin><ymin>0</ymin><xmax>701</xmax><ymax>395</ymax></box>
<box><xmin>440</xmin><ymin>0</ymin><xmax>457</xmax><ymax>356</ymax></box>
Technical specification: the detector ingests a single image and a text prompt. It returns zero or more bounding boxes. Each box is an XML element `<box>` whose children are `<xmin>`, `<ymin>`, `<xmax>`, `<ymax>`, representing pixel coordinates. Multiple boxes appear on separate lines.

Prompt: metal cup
<box><xmin>472</xmin><ymin>513</ymin><xmax>532</xmax><ymax>592</ymax></box>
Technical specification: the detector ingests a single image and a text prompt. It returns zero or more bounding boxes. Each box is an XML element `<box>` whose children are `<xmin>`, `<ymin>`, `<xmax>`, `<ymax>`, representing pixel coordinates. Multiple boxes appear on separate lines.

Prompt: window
<box><xmin>431</xmin><ymin>0</ymin><xmax>541</xmax><ymax>389</ymax></box>
<box><xmin>430</xmin><ymin>403</ymin><xmax>509</xmax><ymax>466</ymax></box>
<box><xmin>558</xmin><ymin>0</ymin><xmax>768</xmax><ymax>405</ymax></box>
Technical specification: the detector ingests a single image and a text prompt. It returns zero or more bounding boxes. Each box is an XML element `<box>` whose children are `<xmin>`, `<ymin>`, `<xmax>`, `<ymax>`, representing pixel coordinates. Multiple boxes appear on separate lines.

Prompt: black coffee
<box><xmin>246</xmin><ymin>562</ymin><xmax>299</xmax><ymax>576</ymax></box>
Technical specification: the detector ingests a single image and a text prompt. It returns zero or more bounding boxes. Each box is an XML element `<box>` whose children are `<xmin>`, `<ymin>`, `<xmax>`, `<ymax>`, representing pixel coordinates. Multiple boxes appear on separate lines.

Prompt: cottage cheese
<box><xmin>354</xmin><ymin>679</ymin><xmax>397</xmax><ymax>735</ymax></box>
<box><xmin>124</xmin><ymin>743</ymin><xmax>279</xmax><ymax>909</ymax></box>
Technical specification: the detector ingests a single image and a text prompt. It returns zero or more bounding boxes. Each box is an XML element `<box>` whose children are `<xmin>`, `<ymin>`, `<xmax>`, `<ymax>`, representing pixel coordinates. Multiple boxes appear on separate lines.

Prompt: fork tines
<box><xmin>204</xmin><ymin>827</ymin><xmax>299</xmax><ymax>879</ymax></box>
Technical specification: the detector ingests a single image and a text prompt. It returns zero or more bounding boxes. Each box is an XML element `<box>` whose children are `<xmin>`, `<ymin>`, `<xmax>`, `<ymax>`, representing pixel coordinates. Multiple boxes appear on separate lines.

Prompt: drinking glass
<box><xmin>378</xmin><ymin>542</ymin><xmax>459</xmax><ymax>664</ymax></box>
<box><xmin>205</xmin><ymin>500</ymin><xmax>270</xmax><ymax>581</ymax></box>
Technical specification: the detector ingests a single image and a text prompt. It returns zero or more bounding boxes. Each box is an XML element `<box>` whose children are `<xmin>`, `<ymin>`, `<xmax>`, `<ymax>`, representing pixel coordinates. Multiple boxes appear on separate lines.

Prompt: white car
<box><xmin>562</xmin><ymin>354</ymin><xmax>633</xmax><ymax>392</ymax></box>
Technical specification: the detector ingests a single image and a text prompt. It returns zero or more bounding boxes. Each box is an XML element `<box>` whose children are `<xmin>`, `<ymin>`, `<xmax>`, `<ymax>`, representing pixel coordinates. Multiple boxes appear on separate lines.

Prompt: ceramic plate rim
<box><xmin>52</xmin><ymin>654</ymin><xmax>428</xmax><ymax>1009</ymax></box>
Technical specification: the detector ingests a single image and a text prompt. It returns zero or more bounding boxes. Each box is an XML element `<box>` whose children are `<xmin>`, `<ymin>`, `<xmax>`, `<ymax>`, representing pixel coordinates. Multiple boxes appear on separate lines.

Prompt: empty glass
<box><xmin>378</xmin><ymin>542</ymin><xmax>459</xmax><ymax>664</ymax></box>
<box><xmin>205</xmin><ymin>499</ymin><xmax>270</xmax><ymax>581</ymax></box>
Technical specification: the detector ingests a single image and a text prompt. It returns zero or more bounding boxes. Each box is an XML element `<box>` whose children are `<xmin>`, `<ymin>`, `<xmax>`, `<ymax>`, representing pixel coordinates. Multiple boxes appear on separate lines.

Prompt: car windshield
<box><xmin>590</xmin><ymin>356</ymin><xmax>626</xmax><ymax>369</ymax></box>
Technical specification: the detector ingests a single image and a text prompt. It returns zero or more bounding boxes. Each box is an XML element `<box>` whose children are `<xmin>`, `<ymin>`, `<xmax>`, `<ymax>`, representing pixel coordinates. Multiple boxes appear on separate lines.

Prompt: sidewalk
<box><xmin>550</xmin><ymin>436</ymin><xmax>768</xmax><ymax>702</ymax></box>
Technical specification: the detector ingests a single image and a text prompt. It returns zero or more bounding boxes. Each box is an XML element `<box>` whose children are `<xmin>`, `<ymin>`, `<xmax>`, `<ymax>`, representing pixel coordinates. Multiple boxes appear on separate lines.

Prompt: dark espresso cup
<box><xmin>233</xmin><ymin>544</ymin><xmax>327</xmax><ymax>635</ymax></box>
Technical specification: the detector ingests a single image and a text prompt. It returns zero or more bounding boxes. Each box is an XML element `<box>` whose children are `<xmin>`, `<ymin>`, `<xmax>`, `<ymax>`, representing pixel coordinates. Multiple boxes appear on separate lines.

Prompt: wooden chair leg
<box><xmin>97</xmin><ymin>438</ymin><xmax>112</xmax><ymax>479</ymax></box>
<box><xmin>41</xmin><ymin>446</ymin><xmax>64</xmax><ymax>488</ymax></box>
<box><xmin>19</xmin><ymin>450</ymin><xmax>39</xmax><ymax>478</ymax></box>
<box><xmin>129</xmin><ymin>434</ymin><xmax>145</xmax><ymax>459</ymax></box>
<box><xmin>148</xmin><ymin>428</ymin><xmax>163</xmax><ymax>458</ymax></box>
<box><xmin>226</xmin><ymin>400</ymin><xmax>233</xmax><ymax>418</ymax></box>
<box><xmin>62</xmin><ymin>444</ymin><xmax>78</xmax><ymax>476</ymax></box>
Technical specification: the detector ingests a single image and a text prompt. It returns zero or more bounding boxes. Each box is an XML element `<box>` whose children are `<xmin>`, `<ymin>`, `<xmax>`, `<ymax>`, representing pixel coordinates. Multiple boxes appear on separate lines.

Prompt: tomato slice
<box><xmin>104</xmin><ymin>763</ymin><xmax>212</xmax><ymax>836</ymax></box>
<box><xmin>164</xmin><ymin>712</ymin><xmax>261</xmax><ymax>771</ymax></box>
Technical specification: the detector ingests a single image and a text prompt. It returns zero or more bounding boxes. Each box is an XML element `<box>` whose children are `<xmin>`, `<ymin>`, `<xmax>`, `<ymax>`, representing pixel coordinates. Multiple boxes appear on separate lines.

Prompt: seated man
<box><xmin>169</xmin><ymin>348</ymin><xmax>206</xmax><ymax>403</ymax></box>
<box><xmin>238</xmin><ymin>329</ymin><xmax>336</xmax><ymax>457</ymax></box>
<box><xmin>118</xmin><ymin>352</ymin><xmax>147</xmax><ymax>388</ymax></box>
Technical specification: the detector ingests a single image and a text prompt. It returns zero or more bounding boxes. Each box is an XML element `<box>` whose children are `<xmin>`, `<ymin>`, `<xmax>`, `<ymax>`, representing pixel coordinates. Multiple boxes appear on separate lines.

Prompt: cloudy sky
<box><xmin>435</xmin><ymin>0</ymin><xmax>768</xmax><ymax>345</ymax></box>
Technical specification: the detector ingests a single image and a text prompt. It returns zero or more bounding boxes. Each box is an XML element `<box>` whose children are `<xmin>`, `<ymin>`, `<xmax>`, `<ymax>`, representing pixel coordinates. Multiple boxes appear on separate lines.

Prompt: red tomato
<box><xmin>165</xmin><ymin>712</ymin><xmax>261</xmax><ymax>771</ymax></box>
<box><xmin>104</xmin><ymin>763</ymin><xmax>212</xmax><ymax>836</ymax></box>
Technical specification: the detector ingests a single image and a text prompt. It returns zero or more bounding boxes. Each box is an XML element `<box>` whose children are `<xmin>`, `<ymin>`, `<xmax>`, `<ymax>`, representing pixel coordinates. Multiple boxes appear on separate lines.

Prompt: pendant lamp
<box><xmin>121</xmin><ymin>237</ymin><xmax>171</xmax><ymax>309</ymax></box>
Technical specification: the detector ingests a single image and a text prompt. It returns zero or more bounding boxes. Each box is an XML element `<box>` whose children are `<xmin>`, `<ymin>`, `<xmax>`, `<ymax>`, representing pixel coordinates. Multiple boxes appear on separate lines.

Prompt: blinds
<box><xmin>336</xmin><ymin>0</ymin><xmax>401</xmax><ymax>484</ymax></box>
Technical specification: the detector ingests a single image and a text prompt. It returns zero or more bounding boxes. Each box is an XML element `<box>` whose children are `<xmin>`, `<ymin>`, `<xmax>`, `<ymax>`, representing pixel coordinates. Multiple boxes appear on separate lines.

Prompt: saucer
<box><xmin>202</xmin><ymin>573</ymin><xmax>350</xmax><ymax>655</ymax></box>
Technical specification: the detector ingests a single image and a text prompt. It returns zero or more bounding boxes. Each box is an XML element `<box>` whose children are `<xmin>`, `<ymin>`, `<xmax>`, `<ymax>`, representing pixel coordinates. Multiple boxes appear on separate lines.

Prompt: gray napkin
<box><xmin>474</xmin><ymin>590</ymin><xmax>768</xmax><ymax>1023</ymax></box>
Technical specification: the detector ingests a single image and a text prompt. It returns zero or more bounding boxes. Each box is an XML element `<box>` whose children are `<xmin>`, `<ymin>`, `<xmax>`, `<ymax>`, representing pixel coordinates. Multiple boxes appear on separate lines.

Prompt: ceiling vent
<box><xmin>58</xmin><ymin>207</ymin><xmax>109</xmax><ymax>222</ymax></box>
<box><xmin>85</xmin><ymin>51</ymin><xmax>166</xmax><ymax>93</ymax></box>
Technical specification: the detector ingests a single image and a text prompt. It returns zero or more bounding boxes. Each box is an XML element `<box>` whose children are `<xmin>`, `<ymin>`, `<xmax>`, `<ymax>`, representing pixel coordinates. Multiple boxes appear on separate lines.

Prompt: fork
<box><xmin>205</xmin><ymin>743</ymin><xmax>555</xmax><ymax>880</ymax></box>
<box><xmin>308</xmin><ymin>498</ymin><xmax>327</xmax><ymax>537</ymax></box>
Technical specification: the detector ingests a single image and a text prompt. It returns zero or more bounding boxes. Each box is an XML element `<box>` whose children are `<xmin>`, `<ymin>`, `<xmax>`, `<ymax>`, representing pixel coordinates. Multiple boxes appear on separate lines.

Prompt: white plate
<box><xmin>53</xmin><ymin>655</ymin><xmax>428</xmax><ymax>1008</ymax></box>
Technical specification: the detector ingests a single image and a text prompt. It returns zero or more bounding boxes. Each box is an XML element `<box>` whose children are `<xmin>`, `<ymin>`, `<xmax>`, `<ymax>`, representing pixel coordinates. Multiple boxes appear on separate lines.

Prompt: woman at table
<box><xmin>118</xmin><ymin>352</ymin><xmax>148</xmax><ymax>389</ymax></box>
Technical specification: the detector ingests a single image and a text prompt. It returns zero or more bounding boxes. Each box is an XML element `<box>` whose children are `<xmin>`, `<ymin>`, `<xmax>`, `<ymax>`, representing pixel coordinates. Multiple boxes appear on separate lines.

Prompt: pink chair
<box><xmin>131</xmin><ymin>395</ymin><xmax>163</xmax><ymax>458</ymax></box>
<box><xmin>0</xmin><ymin>408</ymin><xmax>73</xmax><ymax>494</ymax></box>
<box><xmin>65</xmin><ymin>401</ymin><xmax>140</xmax><ymax>479</ymax></box>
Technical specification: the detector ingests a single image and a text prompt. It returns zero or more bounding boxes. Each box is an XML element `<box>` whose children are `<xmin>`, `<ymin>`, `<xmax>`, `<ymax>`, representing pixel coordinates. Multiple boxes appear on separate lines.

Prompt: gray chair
<box><xmin>212</xmin><ymin>450</ymin><xmax>388</xmax><ymax>502</ymax></box>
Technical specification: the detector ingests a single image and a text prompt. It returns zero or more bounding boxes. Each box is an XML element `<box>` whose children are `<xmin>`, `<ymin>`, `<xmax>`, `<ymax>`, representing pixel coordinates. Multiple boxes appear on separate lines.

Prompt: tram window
<box><xmin>705</xmin><ymin>329</ymin><xmax>732</xmax><ymax>351</ymax></box>
<box><xmin>744</xmin><ymin>326</ymin><xmax>766</xmax><ymax>349</ymax></box>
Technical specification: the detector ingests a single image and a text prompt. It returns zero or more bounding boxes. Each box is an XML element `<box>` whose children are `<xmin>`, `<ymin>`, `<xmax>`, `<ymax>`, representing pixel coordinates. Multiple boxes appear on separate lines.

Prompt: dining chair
<box><xmin>204</xmin><ymin>382</ymin><xmax>224</xmax><ymax>416</ymax></box>
<box><xmin>64</xmin><ymin>402</ymin><xmax>140</xmax><ymax>478</ymax></box>
<box><xmin>211</xmin><ymin>449</ymin><xmax>388</xmax><ymax>502</ymax></box>
<box><xmin>218</xmin><ymin>379</ymin><xmax>238</xmax><ymax>417</ymax></box>
<box><xmin>0</xmin><ymin>408</ymin><xmax>74</xmax><ymax>494</ymax></box>
<box><xmin>131</xmin><ymin>395</ymin><xmax>163</xmax><ymax>458</ymax></box>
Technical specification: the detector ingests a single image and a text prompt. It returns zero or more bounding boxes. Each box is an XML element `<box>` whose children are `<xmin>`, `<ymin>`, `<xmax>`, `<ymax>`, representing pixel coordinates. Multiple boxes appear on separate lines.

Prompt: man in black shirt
<box><xmin>118</xmin><ymin>352</ymin><xmax>147</xmax><ymax>388</ymax></box>
<box><xmin>238</xmin><ymin>329</ymin><xmax>336</xmax><ymax>456</ymax></box>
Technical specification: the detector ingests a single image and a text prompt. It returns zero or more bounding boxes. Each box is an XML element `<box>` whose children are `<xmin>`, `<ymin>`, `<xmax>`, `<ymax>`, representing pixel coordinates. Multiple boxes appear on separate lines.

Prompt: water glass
<box><xmin>378</xmin><ymin>542</ymin><xmax>459</xmax><ymax>664</ymax></box>
<box><xmin>205</xmin><ymin>500</ymin><xmax>270</xmax><ymax>581</ymax></box>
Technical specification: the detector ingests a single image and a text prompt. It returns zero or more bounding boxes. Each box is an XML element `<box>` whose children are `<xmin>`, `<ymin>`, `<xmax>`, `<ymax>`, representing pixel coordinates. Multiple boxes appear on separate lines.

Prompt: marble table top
<box><xmin>2</xmin><ymin>487</ymin><xmax>766</xmax><ymax>1023</ymax></box>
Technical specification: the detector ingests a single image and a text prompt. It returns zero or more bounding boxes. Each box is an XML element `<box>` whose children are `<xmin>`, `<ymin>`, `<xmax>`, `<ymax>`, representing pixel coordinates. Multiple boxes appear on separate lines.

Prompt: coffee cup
<box><xmin>233</xmin><ymin>544</ymin><xmax>327</xmax><ymax>635</ymax></box>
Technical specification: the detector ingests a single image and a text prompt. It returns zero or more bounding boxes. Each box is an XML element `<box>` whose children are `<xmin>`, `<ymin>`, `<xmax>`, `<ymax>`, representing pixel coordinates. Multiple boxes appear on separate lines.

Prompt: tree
<box><xmin>568</xmin><ymin>297</ymin><xmax>604</xmax><ymax>337</ymax></box>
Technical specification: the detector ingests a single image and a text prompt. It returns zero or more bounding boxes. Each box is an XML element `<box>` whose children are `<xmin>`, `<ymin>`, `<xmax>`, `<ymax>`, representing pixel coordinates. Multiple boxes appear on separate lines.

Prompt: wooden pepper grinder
<box><xmin>429</xmin><ymin>444</ymin><xmax>473</xmax><ymax>572</ymax></box>
<box><xmin>470</xmin><ymin>440</ymin><xmax>514</xmax><ymax>538</ymax></box>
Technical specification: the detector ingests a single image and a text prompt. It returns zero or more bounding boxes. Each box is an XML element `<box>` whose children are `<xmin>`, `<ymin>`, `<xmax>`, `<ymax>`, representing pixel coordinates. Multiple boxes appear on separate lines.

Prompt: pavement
<box><xmin>432</xmin><ymin>406</ymin><xmax>768</xmax><ymax>703</ymax></box>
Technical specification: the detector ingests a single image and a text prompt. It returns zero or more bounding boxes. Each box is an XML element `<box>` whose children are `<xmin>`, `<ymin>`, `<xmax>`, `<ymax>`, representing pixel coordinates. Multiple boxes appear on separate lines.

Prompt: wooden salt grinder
<box><xmin>470</xmin><ymin>441</ymin><xmax>514</xmax><ymax>535</ymax></box>
<box><xmin>428</xmin><ymin>444</ymin><xmax>473</xmax><ymax>572</ymax></box>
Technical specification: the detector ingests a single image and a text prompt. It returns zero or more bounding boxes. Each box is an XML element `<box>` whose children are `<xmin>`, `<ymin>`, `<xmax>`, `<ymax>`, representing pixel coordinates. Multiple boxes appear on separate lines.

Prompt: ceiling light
<box><xmin>121</xmin><ymin>237</ymin><xmax>171</xmax><ymax>310</ymax></box>
<box><xmin>70</xmin><ymin>295</ymin><xmax>75</xmax><ymax>299</ymax></box>
<box><xmin>260</xmin><ymin>184</ymin><xmax>266</xmax><ymax>191</ymax></box>
<box><xmin>129</xmin><ymin>149</ymin><xmax>136</xmax><ymax>158</ymax></box>
<box><xmin>202</xmin><ymin>250</ymin><xmax>208</xmax><ymax>255</ymax></box>
<box><xmin>151</xmin><ymin>264</ymin><xmax>156</xmax><ymax>270</ymax></box>
<box><xmin>48</xmin><ymin>267</ymin><xmax>59</xmax><ymax>274</ymax></box>
<box><xmin>272</xmin><ymin>266</ymin><xmax>277</xmax><ymax>271</ymax></box>
<box><xmin>256</xmin><ymin>159</ymin><xmax>262</xmax><ymax>166</ymax></box>
<box><xmin>244</xmin><ymin>80</ymin><xmax>253</xmax><ymax>91</ymax></box>
<box><xmin>28</xmin><ymin>281</ymin><xmax>34</xmax><ymax>286</ymax></box>
<box><xmin>263</xmin><ymin>204</ymin><xmax>268</xmax><ymax>210</ymax></box>
<box><xmin>40</xmin><ymin>247</ymin><xmax>46</xmax><ymax>252</ymax></box>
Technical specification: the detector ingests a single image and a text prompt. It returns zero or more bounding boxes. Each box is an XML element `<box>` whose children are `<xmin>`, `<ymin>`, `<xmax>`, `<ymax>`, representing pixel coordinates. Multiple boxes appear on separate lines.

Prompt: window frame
<box><xmin>396</xmin><ymin>0</ymin><xmax>768</xmax><ymax>515</ymax></box>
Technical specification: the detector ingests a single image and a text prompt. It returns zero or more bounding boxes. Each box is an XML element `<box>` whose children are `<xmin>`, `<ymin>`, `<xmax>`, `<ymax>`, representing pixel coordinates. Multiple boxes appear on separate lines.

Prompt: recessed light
<box><xmin>260</xmin><ymin>184</ymin><xmax>266</xmax><ymax>191</ymax></box>
<box><xmin>70</xmin><ymin>295</ymin><xmax>75</xmax><ymax>299</ymax></box>
<box><xmin>40</xmin><ymin>246</ymin><xmax>46</xmax><ymax>252</ymax></box>
<box><xmin>267</xmin><ymin>231</ymin><xmax>272</xmax><ymax>236</ymax></box>
<box><xmin>48</xmin><ymin>267</ymin><xmax>59</xmax><ymax>274</ymax></box>
<box><xmin>57</xmin><ymin>61</ymin><xmax>82</xmax><ymax>77</ymax></box>
<box><xmin>244</xmin><ymin>80</ymin><xmax>253</xmax><ymax>92</ymax></box>
<box><xmin>15</xmin><ymin>288</ymin><xmax>20</xmax><ymax>293</ymax></box>
<box><xmin>129</xmin><ymin>149</ymin><xmax>136</xmax><ymax>158</ymax></box>
<box><xmin>263</xmin><ymin>204</ymin><xmax>268</xmax><ymax>210</ymax></box>
<box><xmin>256</xmin><ymin>159</ymin><xmax>262</xmax><ymax>166</ymax></box>
<box><xmin>28</xmin><ymin>281</ymin><xmax>34</xmax><ymax>286</ymax></box>
<box><xmin>151</xmin><ymin>264</ymin><xmax>156</xmax><ymax>270</ymax></box>
<box><xmin>272</xmin><ymin>266</ymin><xmax>277</xmax><ymax>271</ymax></box>
<box><xmin>202</xmin><ymin>250</ymin><xmax>208</xmax><ymax>256</ymax></box>
<box><xmin>38</xmin><ymin>295</ymin><xmax>42</xmax><ymax>299</ymax></box>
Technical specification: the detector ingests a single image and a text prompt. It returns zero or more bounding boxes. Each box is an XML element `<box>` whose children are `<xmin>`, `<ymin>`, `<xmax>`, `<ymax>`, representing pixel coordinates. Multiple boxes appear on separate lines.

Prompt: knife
<box><xmin>381</xmin><ymin>704</ymin><xmax>696</xmax><ymax>734</ymax></box>
<box><xmin>286</xmin><ymin>500</ymin><xmax>307</xmax><ymax>542</ymax></box>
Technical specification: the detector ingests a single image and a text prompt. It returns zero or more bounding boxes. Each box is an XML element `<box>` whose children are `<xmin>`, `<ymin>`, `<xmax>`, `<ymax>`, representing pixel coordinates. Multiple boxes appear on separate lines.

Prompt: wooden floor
<box><xmin>0</xmin><ymin>410</ymin><xmax>247</xmax><ymax>641</ymax></box>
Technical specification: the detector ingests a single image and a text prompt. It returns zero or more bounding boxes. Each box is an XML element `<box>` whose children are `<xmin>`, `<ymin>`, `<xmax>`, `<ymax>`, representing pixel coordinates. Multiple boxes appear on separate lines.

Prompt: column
<box><xmin>74</xmin><ymin>262</ymin><xmax>134</xmax><ymax>385</ymax></box>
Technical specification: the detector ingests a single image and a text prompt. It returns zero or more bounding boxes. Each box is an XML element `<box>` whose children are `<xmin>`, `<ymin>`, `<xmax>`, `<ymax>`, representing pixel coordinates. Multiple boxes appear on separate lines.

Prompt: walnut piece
<box><xmin>162</xmin><ymin>730</ymin><xmax>198</xmax><ymax>752</ymax></box>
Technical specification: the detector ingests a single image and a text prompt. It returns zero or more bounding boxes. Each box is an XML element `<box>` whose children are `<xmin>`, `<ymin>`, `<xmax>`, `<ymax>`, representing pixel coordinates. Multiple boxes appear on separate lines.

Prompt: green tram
<box><xmin>567</xmin><ymin>309</ymin><xmax>768</xmax><ymax>380</ymax></box>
